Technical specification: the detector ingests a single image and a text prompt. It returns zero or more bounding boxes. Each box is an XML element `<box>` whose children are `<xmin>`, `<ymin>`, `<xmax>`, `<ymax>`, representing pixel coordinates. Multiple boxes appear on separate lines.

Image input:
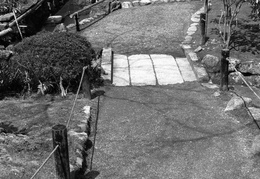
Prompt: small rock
<box><xmin>225</xmin><ymin>96</ymin><xmax>252</xmax><ymax>112</ymax></box>
<box><xmin>122</xmin><ymin>1</ymin><xmax>133</xmax><ymax>8</ymax></box>
<box><xmin>228</xmin><ymin>57</ymin><xmax>241</xmax><ymax>71</ymax></box>
<box><xmin>0</xmin><ymin>13</ymin><xmax>14</xmax><ymax>22</ymax></box>
<box><xmin>140</xmin><ymin>0</ymin><xmax>151</xmax><ymax>5</ymax></box>
<box><xmin>132</xmin><ymin>0</ymin><xmax>140</xmax><ymax>6</ymax></box>
<box><xmin>213</xmin><ymin>91</ymin><xmax>221</xmax><ymax>97</ymax></box>
<box><xmin>201</xmin><ymin>54</ymin><xmax>220</xmax><ymax>73</ymax></box>
<box><xmin>194</xmin><ymin>46</ymin><xmax>203</xmax><ymax>53</ymax></box>
<box><xmin>66</xmin><ymin>24</ymin><xmax>75</xmax><ymax>29</ymax></box>
<box><xmin>238</xmin><ymin>60</ymin><xmax>260</xmax><ymax>75</ymax></box>
<box><xmin>46</xmin><ymin>15</ymin><xmax>63</xmax><ymax>24</ymax></box>
<box><xmin>188</xmin><ymin>52</ymin><xmax>199</xmax><ymax>62</ymax></box>
<box><xmin>201</xmin><ymin>82</ymin><xmax>218</xmax><ymax>89</ymax></box>
<box><xmin>53</xmin><ymin>23</ymin><xmax>68</xmax><ymax>32</ymax></box>
<box><xmin>187</xmin><ymin>25</ymin><xmax>197</xmax><ymax>32</ymax></box>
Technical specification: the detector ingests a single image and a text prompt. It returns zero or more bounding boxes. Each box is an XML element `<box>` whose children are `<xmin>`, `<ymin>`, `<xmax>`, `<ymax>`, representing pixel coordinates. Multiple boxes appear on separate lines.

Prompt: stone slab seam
<box><xmin>180</xmin><ymin>6</ymin><xmax>209</xmax><ymax>82</ymax></box>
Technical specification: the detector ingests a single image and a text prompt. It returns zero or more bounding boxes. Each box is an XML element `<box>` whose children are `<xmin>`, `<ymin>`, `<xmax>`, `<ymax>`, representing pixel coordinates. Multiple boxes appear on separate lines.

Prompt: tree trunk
<box><xmin>220</xmin><ymin>49</ymin><xmax>230</xmax><ymax>91</ymax></box>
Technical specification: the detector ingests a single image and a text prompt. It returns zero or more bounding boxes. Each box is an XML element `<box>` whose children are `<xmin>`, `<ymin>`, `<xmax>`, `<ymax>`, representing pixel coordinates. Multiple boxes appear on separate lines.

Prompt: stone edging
<box><xmin>180</xmin><ymin>6</ymin><xmax>210</xmax><ymax>82</ymax></box>
<box><xmin>67</xmin><ymin>104</ymin><xmax>92</xmax><ymax>173</ymax></box>
<box><xmin>121</xmin><ymin>0</ymin><xmax>202</xmax><ymax>8</ymax></box>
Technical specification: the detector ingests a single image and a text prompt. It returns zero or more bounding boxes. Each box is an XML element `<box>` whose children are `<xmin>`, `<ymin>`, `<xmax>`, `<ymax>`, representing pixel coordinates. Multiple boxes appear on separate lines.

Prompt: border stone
<box><xmin>122</xmin><ymin>1</ymin><xmax>133</xmax><ymax>8</ymax></box>
<box><xmin>68</xmin><ymin>105</ymin><xmax>92</xmax><ymax>172</ymax></box>
<box><xmin>132</xmin><ymin>0</ymin><xmax>140</xmax><ymax>6</ymax></box>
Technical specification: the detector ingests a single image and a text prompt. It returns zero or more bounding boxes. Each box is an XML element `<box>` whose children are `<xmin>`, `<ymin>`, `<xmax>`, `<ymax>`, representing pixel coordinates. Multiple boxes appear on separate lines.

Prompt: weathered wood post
<box><xmin>74</xmin><ymin>13</ymin><xmax>80</xmax><ymax>31</ymax></box>
<box><xmin>220</xmin><ymin>49</ymin><xmax>229</xmax><ymax>91</ymax></box>
<box><xmin>200</xmin><ymin>12</ymin><xmax>206</xmax><ymax>45</ymax></box>
<box><xmin>52</xmin><ymin>124</ymin><xmax>70</xmax><ymax>179</ymax></box>
<box><xmin>204</xmin><ymin>0</ymin><xmax>208</xmax><ymax>36</ymax></box>
<box><xmin>82</xmin><ymin>66</ymin><xmax>92</xmax><ymax>100</ymax></box>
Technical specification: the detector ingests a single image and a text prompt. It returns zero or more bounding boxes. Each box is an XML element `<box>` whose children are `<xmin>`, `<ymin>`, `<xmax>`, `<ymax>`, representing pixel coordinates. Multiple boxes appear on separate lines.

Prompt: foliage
<box><xmin>219</xmin><ymin>0</ymin><xmax>259</xmax><ymax>49</ymax></box>
<box><xmin>12</xmin><ymin>31</ymin><xmax>96</xmax><ymax>95</ymax></box>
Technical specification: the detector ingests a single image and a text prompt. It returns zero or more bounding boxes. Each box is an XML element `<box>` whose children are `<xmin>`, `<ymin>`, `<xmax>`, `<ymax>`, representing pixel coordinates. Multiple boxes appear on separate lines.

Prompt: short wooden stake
<box><xmin>200</xmin><ymin>13</ymin><xmax>206</xmax><ymax>45</ymax></box>
<box><xmin>52</xmin><ymin>124</ymin><xmax>70</xmax><ymax>179</ymax></box>
<box><xmin>74</xmin><ymin>13</ymin><xmax>80</xmax><ymax>31</ymax></box>
<box><xmin>82</xmin><ymin>68</ymin><xmax>92</xmax><ymax>100</ymax></box>
<box><xmin>220</xmin><ymin>49</ymin><xmax>230</xmax><ymax>91</ymax></box>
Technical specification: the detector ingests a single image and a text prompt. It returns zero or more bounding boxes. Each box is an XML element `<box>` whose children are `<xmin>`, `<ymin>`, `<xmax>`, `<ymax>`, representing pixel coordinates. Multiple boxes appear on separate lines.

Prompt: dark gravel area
<box><xmin>80</xmin><ymin>2</ymin><xmax>203</xmax><ymax>56</ymax></box>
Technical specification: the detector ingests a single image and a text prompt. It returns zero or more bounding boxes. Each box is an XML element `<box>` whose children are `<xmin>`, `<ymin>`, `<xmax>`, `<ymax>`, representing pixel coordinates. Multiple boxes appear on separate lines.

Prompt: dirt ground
<box><xmin>79</xmin><ymin>1</ymin><xmax>203</xmax><ymax>56</ymax></box>
<box><xmin>0</xmin><ymin>94</ymin><xmax>93</xmax><ymax>179</ymax></box>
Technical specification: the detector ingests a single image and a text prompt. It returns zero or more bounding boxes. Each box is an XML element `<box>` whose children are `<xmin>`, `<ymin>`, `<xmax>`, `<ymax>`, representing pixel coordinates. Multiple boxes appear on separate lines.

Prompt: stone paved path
<box><xmin>102</xmin><ymin>54</ymin><xmax>197</xmax><ymax>86</ymax></box>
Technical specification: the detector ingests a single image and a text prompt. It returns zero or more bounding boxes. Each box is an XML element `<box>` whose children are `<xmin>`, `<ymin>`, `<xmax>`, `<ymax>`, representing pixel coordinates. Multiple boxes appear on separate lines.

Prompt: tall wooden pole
<box><xmin>52</xmin><ymin>124</ymin><xmax>70</xmax><ymax>179</ymax></box>
<box><xmin>74</xmin><ymin>13</ymin><xmax>80</xmax><ymax>31</ymax></box>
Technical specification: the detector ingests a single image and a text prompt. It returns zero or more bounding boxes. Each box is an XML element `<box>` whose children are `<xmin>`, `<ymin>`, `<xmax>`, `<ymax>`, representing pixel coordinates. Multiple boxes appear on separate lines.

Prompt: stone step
<box><xmin>101</xmin><ymin>53</ymin><xmax>197</xmax><ymax>86</ymax></box>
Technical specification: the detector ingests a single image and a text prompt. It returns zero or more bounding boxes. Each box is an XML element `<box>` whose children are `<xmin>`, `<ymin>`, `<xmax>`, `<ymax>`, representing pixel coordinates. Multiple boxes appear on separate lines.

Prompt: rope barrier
<box><xmin>227</xmin><ymin>58</ymin><xmax>260</xmax><ymax>129</ymax></box>
<box><xmin>29</xmin><ymin>145</ymin><xmax>59</xmax><ymax>179</ymax></box>
<box><xmin>66</xmin><ymin>66</ymin><xmax>88</xmax><ymax>128</ymax></box>
<box><xmin>228</xmin><ymin>58</ymin><xmax>260</xmax><ymax>101</ymax></box>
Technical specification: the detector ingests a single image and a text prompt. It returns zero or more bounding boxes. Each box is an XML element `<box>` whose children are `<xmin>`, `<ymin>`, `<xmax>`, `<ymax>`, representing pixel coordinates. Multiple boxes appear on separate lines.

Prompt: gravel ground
<box><xmin>88</xmin><ymin>83</ymin><xmax>260</xmax><ymax>179</ymax></box>
<box><xmin>80</xmin><ymin>2</ymin><xmax>203</xmax><ymax>56</ymax></box>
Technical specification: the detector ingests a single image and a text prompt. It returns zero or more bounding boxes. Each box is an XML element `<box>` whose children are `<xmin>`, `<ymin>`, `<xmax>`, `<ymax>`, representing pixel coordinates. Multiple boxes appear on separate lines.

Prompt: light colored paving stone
<box><xmin>150</xmin><ymin>54</ymin><xmax>184</xmax><ymax>85</ymax></box>
<box><xmin>188</xmin><ymin>25</ymin><xmax>197</xmax><ymax>32</ymax></box>
<box><xmin>113</xmin><ymin>54</ymin><xmax>130</xmax><ymax>86</ymax></box>
<box><xmin>132</xmin><ymin>0</ymin><xmax>140</xmax><ymax>6</ymax></box>
<box><xmin>140</xmin><ymin>0</ymin><xmax>151</xmax><ymax>5</ymax></box>
<box><xmin>191</xmin><ymin>17</ymin><xmax>200</xmax><ymax>22</ymax></box>
<box><xmin>122</xmin><ymin>1</ymin><xmax>133</xmax><ymax>8</ymax></box>
<box><xmin>185</xmin><ymin>36</ymin><xmax>192</xmax><ymax>42</ymax></box>
<box><xmin>190</xmin><ymin>22</ymin><xmax>199</xmax><ymax>26</ymax></box>
<box><xmin>128</xmin><ymin>55</ymin><xmax>156</xmax><ymax>86</ymax></box>
<box><xmin>181</xmin><ymin>44</ymin><xmax>191</xmax><ymax>50</ymax></box>
<box><xmin>175</xmin><ymin>57</ymin><xmax>197</xmax><ymax>82</ymax></box>
<box><xmin>188</xmin><ymin>52</ymin><xmax>199</xmax><ymax>62</ymax></box>
<box><xmin>187</xmin><ymin>31</ymin><xmax>195</xmax><ymax>36</ymax></box>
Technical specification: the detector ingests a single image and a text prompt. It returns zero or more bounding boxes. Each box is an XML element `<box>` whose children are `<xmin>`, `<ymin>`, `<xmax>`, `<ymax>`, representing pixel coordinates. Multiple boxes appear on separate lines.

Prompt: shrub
<box><xmin>12</xmin><ymin>31</ymin><xmax>96</xmax><ymax>96</ymax></box>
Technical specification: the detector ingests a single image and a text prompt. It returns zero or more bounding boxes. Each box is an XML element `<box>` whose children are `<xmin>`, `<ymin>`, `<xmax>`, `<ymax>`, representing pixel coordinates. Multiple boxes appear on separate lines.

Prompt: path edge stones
<box><xmin>180</xmin><ymin>6</ymin><xmax>210</xmax><ymax>82</ymax></box>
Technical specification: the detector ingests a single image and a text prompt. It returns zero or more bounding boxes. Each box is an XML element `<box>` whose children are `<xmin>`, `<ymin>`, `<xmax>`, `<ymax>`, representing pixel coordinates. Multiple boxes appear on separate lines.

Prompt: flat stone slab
<box><xmin>175</xmin><ymin>57</ymin><xmax>197</xmax><ymax>82</ymax></box>
<box><xmin>128</xmin><ymin>55</ymin><xmax>156</xmax><ymax>86</ymax></box>
<box><xmin>150</xmin><ymin>54</ymin><xmax>183</xmax><ymax>85</ymax></box>
<box><xmin>113</xmin><ymin>54</ymin><xmax>130</xmax><ymax>86</ymax></box>
<box><xmin>106</xmin><ymin>54</ymin><xmax>197</xmax><ymax>86</ymax></box>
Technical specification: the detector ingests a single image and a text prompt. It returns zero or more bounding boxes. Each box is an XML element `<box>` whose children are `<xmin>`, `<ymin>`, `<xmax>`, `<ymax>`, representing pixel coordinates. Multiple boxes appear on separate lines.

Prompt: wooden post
<box><xmin>111</xmin><ymin>51</ymin><xmax>113</xmax><ymax>84</ymax></box>
<box><xmin>82</xmin><ymin>67</ymin><xmax>92</xmax><ymax>100</ymax></box>
<box><xmin>74</xmin><ymin>13</ymin><xmax>80</xmax><ymax>31</ymax></box>
<box><xmin>220</xmin><ymin>49</ymin><xmax>229</xmax><ymax>91</ymax></box>
<box><xmin>52</xmin><ymin>124</ymin><xmax>70</xmax><ymax>179</ymax></box>
<box><xmin>204</xmin><ymin>0</ymin><xmax>208</xmax><ymax>37</ymax></box>
<box><xmin>200</xmin><ymin>13</ymin><xmax>206</xmax><ymax>45</ymax></box>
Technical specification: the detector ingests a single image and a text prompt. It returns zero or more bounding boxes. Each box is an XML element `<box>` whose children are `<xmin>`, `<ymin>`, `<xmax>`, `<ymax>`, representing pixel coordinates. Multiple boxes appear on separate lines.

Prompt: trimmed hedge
<box><xmin>11</xmin><ymin>31</ymin><xmax>96</xmax><ymax>94</ymax></box>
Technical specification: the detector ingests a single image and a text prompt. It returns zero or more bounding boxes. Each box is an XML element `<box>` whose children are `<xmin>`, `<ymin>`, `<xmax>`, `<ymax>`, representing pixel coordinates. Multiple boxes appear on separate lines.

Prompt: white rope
<box><xmin>30</xmin><ymin>145</ymin><xmax>59</xmax><ymax>179</ymax></box>
<box><xmin>66</xmin><ymin>66</ymin><xmax>88</xmax><ymax>128</ymax></box>
<box><xmin>232</xmin><ymin>66</ymin><xmax>260</xmax><ymax>101</ymax></box>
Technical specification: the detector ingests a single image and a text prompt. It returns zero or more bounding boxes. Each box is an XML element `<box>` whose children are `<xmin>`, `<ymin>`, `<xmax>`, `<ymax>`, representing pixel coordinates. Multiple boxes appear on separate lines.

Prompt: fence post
<box><xmin>52</xmin><ymin>124</ymin><xmax>70</xmax><ymax>179</ymax></box>
<box><xmin>200</xmin><ymin>13</ymin><xmax>206</xmax><ymax>45</ymax></box>
<box><xmin>74</xmin><ymin>13</ymin><xmax>80</xmax><ymax>31</ymax></box>
<box><xmin>204</xmin><ymin>0</ymin><xmax>208</xmax><ymax>36</ymax></box>
<box><xmin>220</xmin><ymin>49</ymin><xmax>229</xmax><ymax>91</ymax></box>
